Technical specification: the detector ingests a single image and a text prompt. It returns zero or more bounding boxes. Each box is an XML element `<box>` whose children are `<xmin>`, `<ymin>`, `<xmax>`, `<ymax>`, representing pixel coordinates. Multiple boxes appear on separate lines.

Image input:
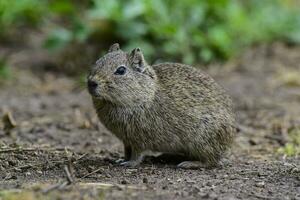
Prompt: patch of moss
<box><xmin>276</xmin><ymin>70</ymin><xmax>300</xmax><ymax>87</ymax></box>
<box><xmin>278</xmin><ymin>127</ymin><xmax>300</xmax><ymax>156</ymax></box>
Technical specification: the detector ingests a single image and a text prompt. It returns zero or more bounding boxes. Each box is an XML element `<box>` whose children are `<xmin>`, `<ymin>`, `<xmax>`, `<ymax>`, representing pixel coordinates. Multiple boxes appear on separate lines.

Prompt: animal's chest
<box><xmin>96</xmin><ymin>104</ymin><xmax>186</xmax><ymax>152</ymax></box>
<box><xmin>97</xmin><ymin>106</ymin><xmax>151</xmax><ymax>141</ymax></box>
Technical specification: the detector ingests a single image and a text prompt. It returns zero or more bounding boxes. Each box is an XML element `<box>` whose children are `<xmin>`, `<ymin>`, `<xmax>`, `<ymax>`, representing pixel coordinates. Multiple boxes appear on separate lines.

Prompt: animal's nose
<box><xmin>87</xmin><ymin>80</ymin><xmax>98</xmax><ymax>91</ymax></box>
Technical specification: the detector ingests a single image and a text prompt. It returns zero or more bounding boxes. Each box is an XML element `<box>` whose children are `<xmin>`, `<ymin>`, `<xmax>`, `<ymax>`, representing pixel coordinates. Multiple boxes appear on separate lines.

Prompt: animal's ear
<box><xmin>129</xmin><ymin>48</ymin><xmax>156</xmax><ymax>79</ymax></box>
<box><xmin>108</xmin><ymin>43</ymin><xmax>120</xmax><ymax>52</ymax></box>
<box><xmin>129</xmin><ymin>47</ymin><xmax>146</xmax><ymax>73</ymax></box>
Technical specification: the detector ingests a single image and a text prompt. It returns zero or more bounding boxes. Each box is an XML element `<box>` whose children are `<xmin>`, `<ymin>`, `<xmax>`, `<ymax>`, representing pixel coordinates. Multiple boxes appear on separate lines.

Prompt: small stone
<box><xmin>126</xmin><ymin>169</ymin><xmax>138</xmax><ymax>174</ymax></box>
<box><xmin>255</xmin><ymin>181</ymin><xmax>265</xmax><ymax>188</ymax></box>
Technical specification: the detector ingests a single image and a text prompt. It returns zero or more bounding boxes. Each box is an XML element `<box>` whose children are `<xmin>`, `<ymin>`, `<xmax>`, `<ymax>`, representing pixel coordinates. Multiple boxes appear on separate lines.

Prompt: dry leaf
<box><xmin>2</xmin><ymin>111</ymin><xmax>17</xmax><ymax>133</ymax></box>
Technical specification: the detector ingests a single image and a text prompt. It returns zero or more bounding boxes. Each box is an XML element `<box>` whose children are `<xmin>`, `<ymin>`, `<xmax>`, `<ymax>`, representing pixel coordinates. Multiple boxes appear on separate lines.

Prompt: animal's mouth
<box><xmin>92</xmin><ymin>95</ymin><xmax>103</xmax><ymax>100</ymax></box>
<box><xmin>88</xmin><ymin>89</ymin><xmax>102</xmax><ymax>99</ymax></box>
<box><xmin>88</xmin><ymin>87</ymin><xmax>108</xmax><ymax>101</ymax></box>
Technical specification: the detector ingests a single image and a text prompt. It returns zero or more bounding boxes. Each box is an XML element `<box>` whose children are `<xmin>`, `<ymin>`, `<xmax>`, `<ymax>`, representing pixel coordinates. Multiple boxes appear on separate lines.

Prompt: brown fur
<box><xmin>87</xmin><ymin>43</ymin><xmax>236</xmax><ymax>168</ymax></box>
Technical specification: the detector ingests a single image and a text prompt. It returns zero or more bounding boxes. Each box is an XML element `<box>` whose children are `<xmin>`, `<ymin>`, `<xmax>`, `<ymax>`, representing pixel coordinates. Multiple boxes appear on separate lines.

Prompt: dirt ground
<box><xmin>0</xmin><ymin>43</ymin><xmax>300</xmax><ymax>199</ymax></box>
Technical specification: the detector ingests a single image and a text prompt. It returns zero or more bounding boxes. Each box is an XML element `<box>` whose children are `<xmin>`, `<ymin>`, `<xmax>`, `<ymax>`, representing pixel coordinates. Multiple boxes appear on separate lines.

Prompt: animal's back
<box><xmin>152</xmin><ymin>63</ymin><xmax>235</xmax><ymax>162</ymax></box>
<box><xmin>153</xmin><ymin>63</ymin><xmax>233</xmax><ymax>113</ymax></box>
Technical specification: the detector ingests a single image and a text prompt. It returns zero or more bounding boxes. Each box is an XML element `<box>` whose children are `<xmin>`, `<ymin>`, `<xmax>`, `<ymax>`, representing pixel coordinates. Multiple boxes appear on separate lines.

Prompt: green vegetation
<box><xmin>0</xmin><ymin>0</ymin><xmax>46</xmax><ymax>40</ymax></box>
<box><xmin>0</xmin><ymin>0</ymin><xmax>300</xmax><ymax>63</ymax></box>
<box><xmin>0</xmin><ymin>59</ymin><xmax>11</xmax><ymax>83</ymax></box>
<box><xmin>278</xmin><ymin>127</ymin><xmax>300</xmax><ymax>156</ymax></box>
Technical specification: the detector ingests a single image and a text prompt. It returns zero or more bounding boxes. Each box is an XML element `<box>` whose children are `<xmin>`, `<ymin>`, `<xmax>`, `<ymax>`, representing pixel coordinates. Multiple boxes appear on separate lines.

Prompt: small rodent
<box><xmin>87</xmin><ymin>43</ymin><xmax>236</xmax><ymax>169</ymax></box>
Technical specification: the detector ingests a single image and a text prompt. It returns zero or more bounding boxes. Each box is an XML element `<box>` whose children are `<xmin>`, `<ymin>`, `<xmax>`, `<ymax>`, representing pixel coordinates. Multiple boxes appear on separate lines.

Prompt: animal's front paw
<box><xmin>120</xmin><ymin>160</ymin><xmax>140</xmax><ymax>168</ymax></box>
<box><xmin>115</xmin><ymin>158</ymin><xmax>125</xmax><ymax>164</ymax></box>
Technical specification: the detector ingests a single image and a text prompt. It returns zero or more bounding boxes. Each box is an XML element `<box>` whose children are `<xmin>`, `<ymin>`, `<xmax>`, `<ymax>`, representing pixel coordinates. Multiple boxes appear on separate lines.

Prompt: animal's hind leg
<box><xmin>177</xmin><ymin>157</ymin><xmax>230</xmax><ymax>169</ymax></box>
<box><xmin>177</xmin><ymin>161</ymin><xmax>216</xmax><ymax>169</ymax></box>
<box><xmin>177</xmin><ymin>151</ymin><xmax>221</xmax><ymax>169</ymax></box>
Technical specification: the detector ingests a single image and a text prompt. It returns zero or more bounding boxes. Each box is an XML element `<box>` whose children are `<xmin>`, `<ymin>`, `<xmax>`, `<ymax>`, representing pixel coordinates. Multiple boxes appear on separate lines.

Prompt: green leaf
<box><xmin>49</xmin><ymin>0</ymin><xmax>75</xmax><ymax>15</ymax></box>
<box><xmin>43</xmin><ymin>28</ymin><xmax>72</xmax><ymax>51</ymax></box>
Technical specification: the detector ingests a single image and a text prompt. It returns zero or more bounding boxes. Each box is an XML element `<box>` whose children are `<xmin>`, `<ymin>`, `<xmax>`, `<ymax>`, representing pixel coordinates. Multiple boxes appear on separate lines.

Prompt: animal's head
<box><xmin>87</xmin><ymin>43</ymin><xmax>157</xmax><ymax>107</ymax></box>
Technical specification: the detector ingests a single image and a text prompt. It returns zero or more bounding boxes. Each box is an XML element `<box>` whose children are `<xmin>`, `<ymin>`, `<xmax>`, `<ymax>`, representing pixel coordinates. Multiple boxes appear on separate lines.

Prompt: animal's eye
<box><xmin>114</xmin><ymin>66</ymin><xmax>127</xmax><ymax>75</ymax></box>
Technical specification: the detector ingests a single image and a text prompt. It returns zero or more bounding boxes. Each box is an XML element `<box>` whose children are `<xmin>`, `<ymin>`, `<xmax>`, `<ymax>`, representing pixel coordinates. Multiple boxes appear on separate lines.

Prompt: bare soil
<box><xmin>0</xmin><ymin>43</ymin><xmax>300</xmax><ymax>199</ymax></box>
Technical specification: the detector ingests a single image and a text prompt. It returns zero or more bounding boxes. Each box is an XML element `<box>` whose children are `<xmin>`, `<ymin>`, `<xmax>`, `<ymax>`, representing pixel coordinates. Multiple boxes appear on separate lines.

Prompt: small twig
<box><xmin>252</xmin><ymin>193</ymin><xmax>272</xmax><ymax>199</ymax></box>
<box><xmin>42</xmin><ymin>165</ymin><xmax>74</xmax><ymax>194</ymax></box>
<box><xmin>42</xmin><ymin>183</ymin><xmax>63</xmax><ymax>194</ymax></box>
<box><xmin>58</xmin><ymin>181</ymin><xmax>70</xmax><ymax>189</ymax></box>
<box><xmin>78</xmin><ymin>182</ymin><xmax>147</xmax><ymax>190</ymax></box>
<box><xmin>6</xmin><ymin>160</ymin><xmax>66</xmax><ymax>172</ymax></box>
<box><xmin>64</xmin><ymin>165</ymin><xmax>74</xmax><ymax>184</ymax></box>
<box><xmin>42</xmin><ymin>180</ymin><xmax>71</xmax><ymax>194</ymax></box>
<box><xmin>79</xmin><ymin>168</ymin><xmax>103</xmax><ymax>179</ymax></box>
<box><xmin>73</xmin><ymin>153</ymin><xmax>88</xmax><ymax>164</ymax></box>
<box><xmin>5</xmin><ymin>152</ymin><xmax>86</xmax><ymax>172</ymax></box>
<box><xmin>0</xmin><ymin>147</ymin><xmax>70</xmax><ymax>154</ymax></box>
<box><xmin>0</xmin><ymin>148</ymin><xmax>41</xmax><ymax>153</ymax></box>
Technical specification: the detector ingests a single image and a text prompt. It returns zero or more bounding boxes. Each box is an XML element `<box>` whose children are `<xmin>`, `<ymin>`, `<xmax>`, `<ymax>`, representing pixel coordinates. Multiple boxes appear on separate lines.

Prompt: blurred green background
<box><xmin>0</xmin><ymin>0</ymin><xmax>300</xmax><ymax>76</ymax></box>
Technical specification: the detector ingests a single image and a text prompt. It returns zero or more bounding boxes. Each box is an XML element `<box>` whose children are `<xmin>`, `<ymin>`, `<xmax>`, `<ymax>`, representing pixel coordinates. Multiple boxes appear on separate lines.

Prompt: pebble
<box><xmin>255</xmin><ymin>181</ymin><xmax>265</xmax><ymax>188</ymax></box>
